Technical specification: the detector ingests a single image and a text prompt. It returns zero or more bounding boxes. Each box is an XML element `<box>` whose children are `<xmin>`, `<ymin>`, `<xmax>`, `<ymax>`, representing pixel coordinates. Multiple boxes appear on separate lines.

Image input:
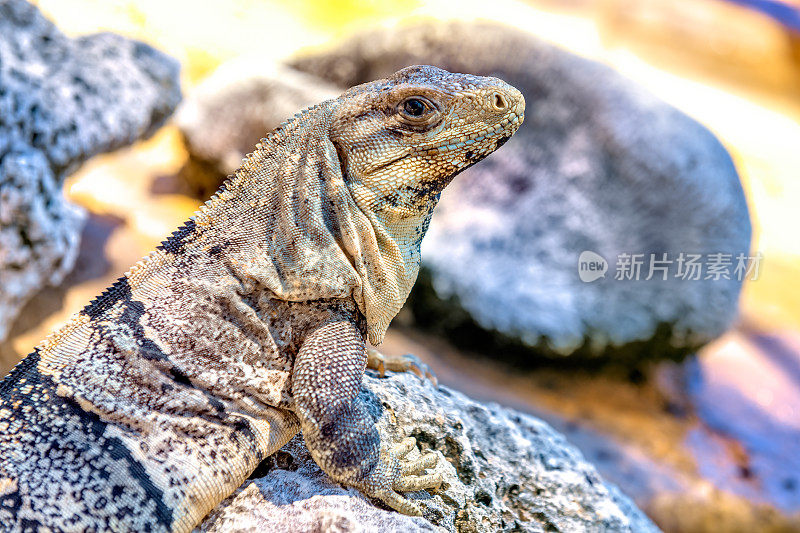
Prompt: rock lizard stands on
<box><xmin>0</xmin><ymin>65</ymin><xmax>524</xmax><ymax>532</ymax></box>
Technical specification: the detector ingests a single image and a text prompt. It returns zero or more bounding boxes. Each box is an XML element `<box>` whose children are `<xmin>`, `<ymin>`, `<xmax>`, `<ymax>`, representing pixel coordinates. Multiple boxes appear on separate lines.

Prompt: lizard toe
<box><xmin>390</xmin><ymin>436</ymin><xmax>417</xmax><ymax>458</ymax></box>
<box><xmin>366</xmin><ymin>350</ymin><xmax>438</xmax><ymax>387</ymax></box>
<box><xmin>394</xmin><ymin>472</ymin><xmax>442</xmax><ymax>492</ymax></box>
<box><xmin>401</xmin><ymin>452</ymin><xmax>438</xmax><ymax>475</ymax></box>
<box><xmin>378</xmin><ymin>490</ymin><xmax>425</xmax><ymax>516</ymax></box>
<box><xmin>366</xmin><ymin>347</ymin><xmax>388</xmax><ymax>378</ymax></box>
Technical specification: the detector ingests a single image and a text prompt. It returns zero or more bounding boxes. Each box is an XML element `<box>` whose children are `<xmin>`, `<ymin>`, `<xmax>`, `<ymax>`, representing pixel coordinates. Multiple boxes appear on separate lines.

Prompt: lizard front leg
<box><xmin>292</xmin><ymin>320</ymin><xmax>441</xmax><ymax>515</ymax></box>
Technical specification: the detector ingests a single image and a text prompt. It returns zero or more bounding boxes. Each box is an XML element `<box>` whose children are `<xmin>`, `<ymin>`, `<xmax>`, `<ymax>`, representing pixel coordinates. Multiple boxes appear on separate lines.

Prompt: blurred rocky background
<box><xmin>0</xmin><ymin>0</ymin><xmax>181</xmax><ymax>343</ymax></box>
<box><xmin>1</xmin><ymin>0</ymin><xmax>799</xmax><ymax>531</ymax></box>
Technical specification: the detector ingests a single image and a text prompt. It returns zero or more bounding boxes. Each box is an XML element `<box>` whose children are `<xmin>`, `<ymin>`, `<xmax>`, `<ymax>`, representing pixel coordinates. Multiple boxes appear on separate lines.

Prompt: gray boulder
<box><xmin>199</xmin><ymin>371</ymin><xmax>659</xmax><ymax>532</ymax></box>
<box><xmin>0</xmin><ymin>0</ymin><xmax>181</xmax><ymax>341</ymax></box>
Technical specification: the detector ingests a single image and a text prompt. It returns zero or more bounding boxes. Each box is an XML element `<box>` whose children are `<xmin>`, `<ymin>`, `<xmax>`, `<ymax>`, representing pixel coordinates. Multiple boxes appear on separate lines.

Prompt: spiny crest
<box><xmin>80</xmin><ymin>275</ymin><xmax>132</xmax><ymax>319</ymax></box>
<box><xmin>156</xmin><ymin>219</ymin><xmax>198</xmax><ymax>254</ymax></box>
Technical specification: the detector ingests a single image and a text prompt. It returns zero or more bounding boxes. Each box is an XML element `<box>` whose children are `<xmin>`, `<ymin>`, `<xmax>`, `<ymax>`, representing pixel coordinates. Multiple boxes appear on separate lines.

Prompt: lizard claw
<box><xmin>366</xmin><ymin>348</ymin><xmax>438</xmax><ymax>387</ymax></box>
<box><xmin>400</xmin><ymin>453</ymin><xmax>438</xmax><ymax>476</ymax></box>
<box><xmin>390</xmin><ymin>436</ymin><xmax>417</xmax><ymax>458</ymax></box>
<box><xmin>377</xmin><ymin>489</ymin><xmax>426</xmax><ymax>516</ymax></box>
<box><xmin>374</xmin><ymin>437</ymin><xmax>441</xmax><ymax>516</ymax></box>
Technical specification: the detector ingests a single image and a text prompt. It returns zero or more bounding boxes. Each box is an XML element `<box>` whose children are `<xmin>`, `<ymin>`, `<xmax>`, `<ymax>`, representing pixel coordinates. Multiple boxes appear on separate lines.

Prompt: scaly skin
<box><xmin>0</xmin><ymin>65</ymin><xmax>524</xmax><ymax>532</ymax></box>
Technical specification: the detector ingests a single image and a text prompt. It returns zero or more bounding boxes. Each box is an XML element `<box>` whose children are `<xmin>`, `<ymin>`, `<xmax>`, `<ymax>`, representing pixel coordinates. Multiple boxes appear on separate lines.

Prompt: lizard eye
<box><xmin>403</xmin><ymin>98</ymin><xmax>427</xmax><ymax>117</ymax></box>
<box><xmin>398</xmin><ymin>97</ymin><xmax>436</xmax><ymax>123</ymax></box>
<box><xmin>393</xmin><ymin>95</ymin><xmax>441</xmax><ymax>130</ymax></box>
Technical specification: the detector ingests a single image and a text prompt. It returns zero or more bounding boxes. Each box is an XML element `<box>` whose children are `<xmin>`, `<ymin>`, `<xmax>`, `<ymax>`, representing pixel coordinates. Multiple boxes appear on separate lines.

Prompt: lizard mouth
<box><xmin>368</xmin><ymin>151</ymin><xmax>412</xmax><ymax>174</ymax></box>
<box><xmin>417</xmin><ymin>111</ymin><xmax>522</xmax><ymax>154</ymax></box>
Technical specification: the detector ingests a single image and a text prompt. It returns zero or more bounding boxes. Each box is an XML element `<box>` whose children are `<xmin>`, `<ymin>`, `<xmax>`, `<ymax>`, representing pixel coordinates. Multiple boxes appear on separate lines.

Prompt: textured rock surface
<box><xmin>199</xmin><ymin>372</ymin><xmax>659</xmax><ymax>532</ymax></box>
<box><xmin>370</xmin><ymin>328</ymin><xmax>800</xmax><ymax>532</ymax></box>
<box><xmin>177</xmin><ymin>20</ymin><xmax>750</xmax><ymax>363</ymax></box>
<box><xmin>0</xmin><ymin>0</ymin><xmax>181</xmax><ymax>341</ymax></box>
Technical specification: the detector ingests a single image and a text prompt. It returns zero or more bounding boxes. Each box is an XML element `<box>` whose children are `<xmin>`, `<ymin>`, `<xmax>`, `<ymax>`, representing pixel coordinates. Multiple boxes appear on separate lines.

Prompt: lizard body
<box><xmin>0</xmin><ymin>65</ymin><xmax>524</xmax><ymax>532</ymax></box>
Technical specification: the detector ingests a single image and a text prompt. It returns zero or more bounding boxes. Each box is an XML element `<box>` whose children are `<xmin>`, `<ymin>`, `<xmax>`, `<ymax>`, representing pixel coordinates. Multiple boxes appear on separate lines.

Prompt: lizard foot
<box><xmin>366</xmin><ymin>348</ymin><xmax>438</xmax><ymax>387</ymax></box>
<box><xmin>373</xmin><ymin>437</ymin><xmax>442</xmax><ymax>516</ymax></box>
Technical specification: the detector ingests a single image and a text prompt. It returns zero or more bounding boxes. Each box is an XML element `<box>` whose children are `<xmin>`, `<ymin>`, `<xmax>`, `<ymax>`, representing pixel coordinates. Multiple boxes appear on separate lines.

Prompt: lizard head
<box><xmin>330</xmin><ymin>64</ymin><xmax>525</xmax><ymax>224</ymax></box>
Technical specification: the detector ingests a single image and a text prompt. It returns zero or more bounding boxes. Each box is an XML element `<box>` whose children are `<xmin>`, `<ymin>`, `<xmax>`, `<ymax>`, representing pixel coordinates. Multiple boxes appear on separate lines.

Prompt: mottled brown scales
<box><xmin>0</xmin><ymin>65</ymin><xmax>524</xmax><ymax>532</ymax></box>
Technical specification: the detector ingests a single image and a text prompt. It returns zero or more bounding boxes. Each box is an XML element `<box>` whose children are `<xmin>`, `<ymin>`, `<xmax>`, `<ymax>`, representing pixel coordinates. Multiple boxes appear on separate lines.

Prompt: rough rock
<box><xmin>378</xmin><ymin>324</ymin><xmax>800</xmax><ymax>532</ymax></box>
<box><xmin>199</xmin><ymin>371</ymin><xmax>659</xmax><ymax>532</ymax></box>
<box><xmin>177</xmin><ymin>20</ymin><xmax>750</xmax><ymax>363</ymax></box>
<box><xmin>0</xmin><ymin>0</ymin><xmax>181</xmax><ymax>341</ymax></box>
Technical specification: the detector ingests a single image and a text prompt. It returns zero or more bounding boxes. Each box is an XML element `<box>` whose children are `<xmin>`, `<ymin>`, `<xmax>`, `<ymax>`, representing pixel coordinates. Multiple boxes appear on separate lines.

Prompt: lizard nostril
<box><xmin>492</xmin><ymin>92</ymin><xmax>508</xmax><ymax>111</ymax></box>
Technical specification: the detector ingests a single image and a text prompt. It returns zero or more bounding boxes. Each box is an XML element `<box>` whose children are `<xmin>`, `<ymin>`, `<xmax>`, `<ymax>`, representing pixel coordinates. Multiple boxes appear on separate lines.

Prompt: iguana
<box><xmin>0</xmin><ymin>65</ymin><xmax>524</xmax><ymax>532</ymax></box>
